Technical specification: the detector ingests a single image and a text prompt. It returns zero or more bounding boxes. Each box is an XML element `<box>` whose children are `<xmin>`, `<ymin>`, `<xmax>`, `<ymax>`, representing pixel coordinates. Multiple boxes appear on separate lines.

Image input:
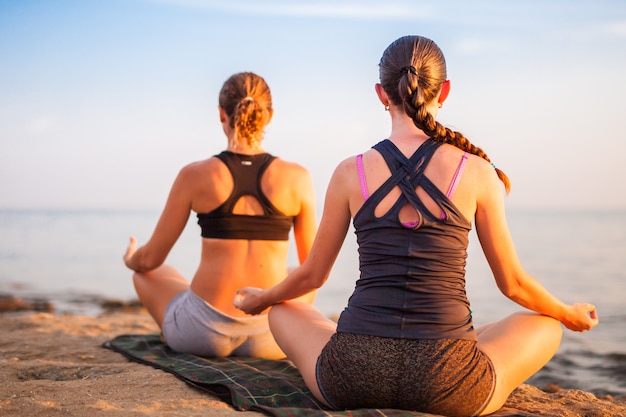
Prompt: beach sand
<box><xmin>1</xmin><ymin>305</ymin><xmax>625</xmax><ymax>417</ymax></box>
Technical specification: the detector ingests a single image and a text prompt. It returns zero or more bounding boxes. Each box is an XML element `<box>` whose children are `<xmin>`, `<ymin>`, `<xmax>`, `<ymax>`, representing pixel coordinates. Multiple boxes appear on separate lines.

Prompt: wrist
<box><xmin>555</xmin><ymin>303</ymin><xmax>572</xmax><ymax>324</ymax></box>
<box><xmin>260</xmin><ymin>288</ymin><xmax>275</xmax><ymax>309</ymax></box>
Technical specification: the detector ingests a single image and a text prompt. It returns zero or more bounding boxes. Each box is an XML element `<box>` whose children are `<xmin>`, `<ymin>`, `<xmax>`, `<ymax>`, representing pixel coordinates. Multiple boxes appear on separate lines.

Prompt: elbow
<box><xmin>314</xmin><ymin>269</ymin><xmax>333</xmax><ymax>289</ymax></box>
<box><xmin>300</xmin><ymin>263</ymin><xmax>328</xmax><ymax>291</ymax></box>
<box><xmin>142</xmin><ymin>256</ymin><xmax>165</xmax><ymax>272</ymax></box>
<box><xmin>501</xmin><ymin>286</ymin><xmax>521</xmax><ymax>302</ymax></box>
<box><xmin>308</xmin><ymin>276</ymin><xmax>326</xmax><ymax>290</ymax></box>
<box><xmin>497</xmin><ymin>276</ymin><xmax>523</xmax><ymax>302</ymax></box>
<box><xmin>131</xmin><ymin>253</ymin><xmax>164</xmax><ymax>272</ymax></box>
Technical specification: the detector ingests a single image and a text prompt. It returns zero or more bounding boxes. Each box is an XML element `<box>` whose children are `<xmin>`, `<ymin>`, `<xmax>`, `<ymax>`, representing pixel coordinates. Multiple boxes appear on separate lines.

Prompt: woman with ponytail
<box><xmin>234</xmin><ymin>37</ymin><xmax>598</xmax><ymax>416</ymax></box>
<box><xmin>124</xmin><ymin>72</ymin><xmax>317</xmax><ymax>359</ymax></box>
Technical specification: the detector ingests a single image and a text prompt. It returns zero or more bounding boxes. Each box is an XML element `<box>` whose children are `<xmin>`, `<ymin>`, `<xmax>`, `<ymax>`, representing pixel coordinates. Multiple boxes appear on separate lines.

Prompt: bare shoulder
<box><xmin>468</xmin><ymin>154</ymin><xmax>506</xmax><ymax>203</ymax></box>
<box><xmin>267</xmin><ymin>157</ymin><xmax>313</xmax><ymax>186</ymax></box>
<box><xmin>458</xmin><ymin>152</ymin><xmax>499</xmax><ymax>182</ymax></box>
<box><xmin>178</xmin><ymin>156</ymin><xmax>225</xmax><ymax>179</ymax></box>
<box><xmin>334</xmin><ymin>155</ymin><xmax>358</xmax><ymax>174</ymax></box>
<box><xmin>270</xmin><ymin>157</ymin><xmax>310</xmax><ymax>174</ymax></box>
<box><xmin>328</xmin><ymin>155</ymin><xmax>360</xmax><ymax>188</ymax></box>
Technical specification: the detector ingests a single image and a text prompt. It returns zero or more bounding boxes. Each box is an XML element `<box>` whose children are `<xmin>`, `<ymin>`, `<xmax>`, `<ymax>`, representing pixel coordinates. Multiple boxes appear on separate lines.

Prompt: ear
<box><xmin>375</xmin><ymin>83</ymin><xmax>390</xmax><ymax>107</ymax></box>
<box><xmin>218</xmin><ymin>106</ymin><xmax>227</xmax><ymax>123</ymax></box>
<box><xmin>437</xmin><ymin>80</ymin><xmax>451</xmax><ymax>105</ymax></box>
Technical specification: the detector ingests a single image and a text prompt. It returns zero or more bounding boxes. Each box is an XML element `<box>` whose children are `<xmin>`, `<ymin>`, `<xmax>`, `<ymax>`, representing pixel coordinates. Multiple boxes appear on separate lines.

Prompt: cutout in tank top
<box><xmin>356</xmin><ymin>150</ymin><xmax>468</xmax><ymax>222</ymax></box>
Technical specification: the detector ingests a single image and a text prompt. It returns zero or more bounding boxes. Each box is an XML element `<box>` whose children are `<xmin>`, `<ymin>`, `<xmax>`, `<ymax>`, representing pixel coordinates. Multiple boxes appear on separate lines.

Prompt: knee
<box><xmin>514</xmin><ymin>311</ymin><xmax>563</xmax><ymax>346</ymax></box>
<box><xmin>268</xmin><ymin>301</ymin><xmax>311</xmax><ymax>336</ymax></box>
<box><xmin>131</xmin><ymin>264</ymin><xmax>176</xmax><ymax>287</ymax></box>
<box><xmin>543</xmin><ymin>314</ymin><xmax>563</xmax><ymax>345</ymax></box>
<box><xmin>132</xmin><ymin>271</ymin><xmax>152</xmax><ymax>292</ymax></box>
<box><xmin>527</xmin><ymin>311</ymin><xmax>562</xmax><ymax>334</ymax></box>
<box><xmin>132</xmin><ymin>271</ymin><xmax>144</xmax><ymax>289</ymax></box>
<box><xmin>268</xmin><ymin>301</ymin><xmax>292</xmax><ymax>326</ymax></box>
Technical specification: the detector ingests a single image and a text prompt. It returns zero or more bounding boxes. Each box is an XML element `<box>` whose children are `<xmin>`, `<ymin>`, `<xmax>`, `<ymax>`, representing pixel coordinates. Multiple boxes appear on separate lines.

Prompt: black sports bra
<box><xmin>196</xmin><ymin>151</ymin><xmax>294</xmax><ymax>241</ymax></box>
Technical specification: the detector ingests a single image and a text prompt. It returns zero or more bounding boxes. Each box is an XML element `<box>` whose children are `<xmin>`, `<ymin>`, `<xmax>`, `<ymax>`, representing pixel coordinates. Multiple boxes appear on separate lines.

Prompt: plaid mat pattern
<box><xmin>104</xmin><ymin>334</ymin><xmax>537</xmax><ymax>417</ymax></box>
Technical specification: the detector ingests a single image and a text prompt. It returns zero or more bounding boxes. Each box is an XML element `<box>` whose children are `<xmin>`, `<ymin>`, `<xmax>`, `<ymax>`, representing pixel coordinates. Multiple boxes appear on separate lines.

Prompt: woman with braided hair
<box><xmin>123</xmin><ymin>72</ymin><xmax>317</xmax><ymax>359</ymax></box>
<box><xmin>234</xmin><ymin>37</ymin><xmax>598</xmax><ymax>416</ymax></box>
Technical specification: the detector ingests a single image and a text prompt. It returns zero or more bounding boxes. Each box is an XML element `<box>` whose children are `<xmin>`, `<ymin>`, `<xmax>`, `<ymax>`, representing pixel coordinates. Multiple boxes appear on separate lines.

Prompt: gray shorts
<box><xmin>316</xmin><ymin>332</ymin><xmax>495</xmax><ymax>416</ymax></box>
<box><xmin>162</xmin><ymin>289</ymin><xmax>285</xmax><ymax>359</ymax></box>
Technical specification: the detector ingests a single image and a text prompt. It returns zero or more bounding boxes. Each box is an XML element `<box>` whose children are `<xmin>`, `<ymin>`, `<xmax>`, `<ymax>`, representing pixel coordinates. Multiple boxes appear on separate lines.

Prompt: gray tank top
<box><xmin>336</xmin><ymin>139</ymin><xmax>476</xmax><ymax>341</ymax></box>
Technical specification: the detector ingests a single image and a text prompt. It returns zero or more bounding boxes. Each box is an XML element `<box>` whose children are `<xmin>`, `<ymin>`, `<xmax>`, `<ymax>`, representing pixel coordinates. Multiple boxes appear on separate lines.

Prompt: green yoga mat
<box><xmin>104</xmin><ymin>334</ymin><xmax>439</xmax><ymax>417</ymax></box>
<box><xmin>104</xmin><ymin>334</ymin><xmax>535</xmax><ymax>417</ymax></box>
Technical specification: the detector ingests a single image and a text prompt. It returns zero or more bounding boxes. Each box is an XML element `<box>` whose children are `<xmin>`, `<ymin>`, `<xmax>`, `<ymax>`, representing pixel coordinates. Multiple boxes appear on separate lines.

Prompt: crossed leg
<box><xmin>132</xmin><ymin>264</ymin><xmax>190</xmax><ymax>328</ymax></box>
<box><xmin>477</xmin><ymin>311</ymin><xmax>563</xmax><ymax>415</ymax></box>
<box><xmin>268</xmin><ymin>301</ymin><xmax>337</xmax><ymax>407</ymax></box>
<box><xmin>270</xmin><ymin>304</ymin><xmax>562</xmax><ymax>415</ymax></box>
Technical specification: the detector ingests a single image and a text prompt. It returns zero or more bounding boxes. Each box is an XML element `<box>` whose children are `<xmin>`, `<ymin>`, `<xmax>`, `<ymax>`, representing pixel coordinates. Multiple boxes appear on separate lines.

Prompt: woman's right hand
<box><xmin>233</xmin><ymin>287</ymin><xmax>271</xmax><ymax>315</ymax></box>
<box><xmin>561</xmin><ymin>303</ymin><xmax>599</xmax><ymax>332</ymax></box>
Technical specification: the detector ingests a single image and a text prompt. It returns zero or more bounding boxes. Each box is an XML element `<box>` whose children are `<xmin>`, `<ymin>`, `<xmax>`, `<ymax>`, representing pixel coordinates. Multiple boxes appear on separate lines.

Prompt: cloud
<box><xmin>450</xmin><ymin>37</ymin><xmax>511</xmax><ymax>56</ymax></box>
<box><xmin>602</xmin><ymin>20</ymin><xmax>626</xmax><ymax>37</ymax></box>
<box><xmin>551</xmin><ymin>19</ymin><xmax>626</xmax><ymax>42</ymax></box>
<box><xmin>146</xmin><ymin>0</ymin><xmax>432</xmax><ymax>20</ymax></box>
<box><xmin>25</xmin><ymin>116</ymin><xmax>56</xmax><ymax>134</ymax></box>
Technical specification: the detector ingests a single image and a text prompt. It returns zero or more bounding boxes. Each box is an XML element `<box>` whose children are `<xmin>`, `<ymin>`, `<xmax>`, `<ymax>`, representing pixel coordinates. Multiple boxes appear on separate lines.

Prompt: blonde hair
<box><xmin>379</xmin><ymin>36</ymin><xmax>510</xmax><ymax>193</ymax></box>
<box><xmin>218</xmin><ymin>72</ymin><xmax>273</xmax><ymax>149</ymax></box>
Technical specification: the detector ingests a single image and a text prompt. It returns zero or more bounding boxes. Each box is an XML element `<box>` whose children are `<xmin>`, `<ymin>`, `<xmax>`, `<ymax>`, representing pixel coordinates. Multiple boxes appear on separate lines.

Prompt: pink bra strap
<box><xmin>358</xmin><ymin>152</ymin><xmax>466</xmax><ymax>219</ymax></box>
<box><xmin>356</xmin><ymin>154</ymin><xmax>369</xmax><ymax>200</ymax></box>
<box><xmin>446</xmin><ymin>152</ymin><xmax>469</xmax><ymax>199</ymax></box>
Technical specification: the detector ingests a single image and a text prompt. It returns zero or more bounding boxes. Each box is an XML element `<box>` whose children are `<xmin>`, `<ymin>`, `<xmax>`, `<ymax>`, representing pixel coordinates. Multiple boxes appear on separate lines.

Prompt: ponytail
<box><xmin>379</xmin><ymin>35</ymin><xmax>511</xmax><ymax>193</ymax></box>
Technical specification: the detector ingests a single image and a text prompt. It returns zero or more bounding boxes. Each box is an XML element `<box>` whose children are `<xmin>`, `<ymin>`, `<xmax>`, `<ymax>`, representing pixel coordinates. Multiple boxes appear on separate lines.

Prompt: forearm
<box><xmin>236</xmin><ymin>264</ymin><xmax>326</xmax><ymax>315</ymax></box>
<box><xmin>504</xmin><ymin>272</ymin><xmax>599</xmax><ymax>332</ymax></box>
<box><xmin>263</xmin><ymin>266</ymin><xmax>322</xmax><ymax>306</ymax></box>
<box><xmin>502</xmin><ymin>273</ymin><xmax>569</xmax><ymax>321</ymax></box>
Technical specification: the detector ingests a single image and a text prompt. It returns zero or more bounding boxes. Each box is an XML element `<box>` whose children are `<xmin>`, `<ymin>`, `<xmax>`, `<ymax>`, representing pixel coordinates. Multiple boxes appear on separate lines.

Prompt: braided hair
<box><xmin>379</xmin><ymin>36</ymin><xmax>510</xmax><ymax>193</ymax></box>
<box><xmin>218</xmin><ymin>72</ymin><xmax>273</xmax><ymax>149</ymax></box>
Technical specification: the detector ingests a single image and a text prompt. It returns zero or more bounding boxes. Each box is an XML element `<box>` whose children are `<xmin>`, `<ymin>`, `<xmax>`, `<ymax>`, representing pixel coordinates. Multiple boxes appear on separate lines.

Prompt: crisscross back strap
<box><xmin>371</xmin><ymin>139</ymin><xmax>442</xmax><ymax>211</ymax></box>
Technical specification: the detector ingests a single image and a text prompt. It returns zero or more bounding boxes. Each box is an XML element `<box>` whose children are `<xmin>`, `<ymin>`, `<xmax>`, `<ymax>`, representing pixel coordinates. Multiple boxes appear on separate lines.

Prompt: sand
<box><xmin>1</xmin><ymin>309</ymin><xmax>625</xmax><ymax>417</ymax></box>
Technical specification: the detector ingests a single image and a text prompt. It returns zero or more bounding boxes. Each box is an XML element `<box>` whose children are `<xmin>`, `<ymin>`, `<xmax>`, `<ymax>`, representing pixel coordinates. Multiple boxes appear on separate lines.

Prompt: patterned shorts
<box><xmin>316</xmin><ymin>332</ymin><xmax>495</xmax><ymax>417</ymax></box>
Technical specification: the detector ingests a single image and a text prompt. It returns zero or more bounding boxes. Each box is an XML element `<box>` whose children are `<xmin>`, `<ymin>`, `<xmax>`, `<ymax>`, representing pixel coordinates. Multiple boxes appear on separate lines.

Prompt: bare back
<box><xmin>187</xmin><ymin>154</ymin><xmax>315</xmax><ymax>316</ymax></box>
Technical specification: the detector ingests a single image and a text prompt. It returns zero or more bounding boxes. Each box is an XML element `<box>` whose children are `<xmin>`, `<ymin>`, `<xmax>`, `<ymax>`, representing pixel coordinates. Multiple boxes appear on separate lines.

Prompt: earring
<box><xmin>384</xmin><ymin>105</ymin><xmax>390</xmax><ymax>111</ymax></box>
<box><xmin>437</xmin><ymin>103</ymin><xmax>442</xmax><ymax>109</ymax></box>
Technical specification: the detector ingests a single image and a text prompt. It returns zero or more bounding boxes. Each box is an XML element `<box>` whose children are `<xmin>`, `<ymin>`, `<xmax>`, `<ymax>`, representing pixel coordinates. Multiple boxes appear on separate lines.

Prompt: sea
<box><xmin>0</xmin><ymin>208</ymin><xmax>625</xmax><ymax>398</ymax></box>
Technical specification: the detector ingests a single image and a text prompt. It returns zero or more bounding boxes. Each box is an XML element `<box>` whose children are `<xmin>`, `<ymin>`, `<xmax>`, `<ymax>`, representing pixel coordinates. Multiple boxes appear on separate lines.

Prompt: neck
<box><xmin>386</xmin><ymin>103</ymin><xmax>439</xmax><ymax>151</ymax></box>
<box><xmin>389</xmin><ymin>112</ymin><xmax>428</xmax><ymax>140</ymax></box>
<box><xmin>226</xmin><ymin>139</ymin><xmax>264</xmax><ymax>155</ymax></box>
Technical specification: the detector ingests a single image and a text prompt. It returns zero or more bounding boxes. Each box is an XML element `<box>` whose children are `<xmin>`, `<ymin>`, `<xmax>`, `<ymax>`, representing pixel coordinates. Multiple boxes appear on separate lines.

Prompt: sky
<box><xmin>1</xmin><ymin>0</ymin><xmax>625</xmax><ymax>212</ymax></box>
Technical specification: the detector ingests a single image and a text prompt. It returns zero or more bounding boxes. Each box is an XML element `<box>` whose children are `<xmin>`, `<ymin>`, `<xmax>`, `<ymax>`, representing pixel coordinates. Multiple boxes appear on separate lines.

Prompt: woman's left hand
<box><xmin>562</xmin><ymin>302</ymin><xmax>599</xmax><ymax>332</ymax></box>
<box><xmin>123</xmin><ymin>236</ymin><xmax>138</xmax><ymax>270</ymax></box>
<box><xmin>233</xmin><ymin>287</ymin><xmax>270</xmax><ymax>315</ymax></box>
